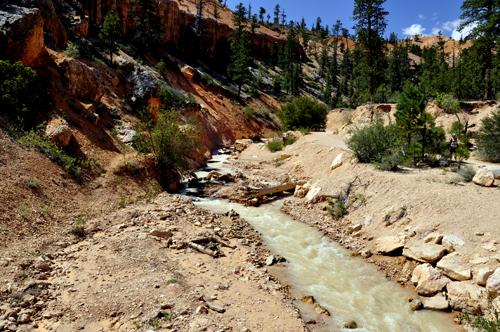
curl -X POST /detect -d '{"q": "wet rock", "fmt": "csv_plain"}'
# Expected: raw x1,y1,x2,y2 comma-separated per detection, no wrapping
403,243,446,263
409,299,423,311
486,267,500,296
422,293,449,310
447,281,487,314
60,58,104,101
330,153,343,171
375,236,406,254
45,118,73,148
342,320,357,329
412,263,451,295
437,252,471,281
473,266,496,286
441,235,465,253
302,296,315,304
313,303,330,316
473,169,495,187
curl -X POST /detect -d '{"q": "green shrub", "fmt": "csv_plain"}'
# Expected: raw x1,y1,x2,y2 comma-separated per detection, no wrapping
267,138,283,152
477,109,500,162
277,96,328,131
63,42,81,58
458,298,500,332
200,73,214,87
327,199,346,220
243,106,257,120
25,175,39,189
457,165,475,182
346,117,401,165
272,158,284,167
283,135,297,146
297,127,311,135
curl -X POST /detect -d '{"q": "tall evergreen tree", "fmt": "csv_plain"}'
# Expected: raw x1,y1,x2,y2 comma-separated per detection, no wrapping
130,0,164,52
228,3,253,96
101,10,122,65
282,28,302,95
459,0,500,99
352,0,389,102
273,4,280,25
258,7,266,24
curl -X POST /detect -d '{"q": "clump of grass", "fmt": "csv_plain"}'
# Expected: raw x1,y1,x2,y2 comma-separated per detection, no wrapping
70,214,88,238
110,127,118,136
243,106,257,120
267,138,283,152
327,199,346,220
457,297,500,332
37,205,51,215
273,158,284,167
166,279,177,285
457,165,476,182
25,175,39,189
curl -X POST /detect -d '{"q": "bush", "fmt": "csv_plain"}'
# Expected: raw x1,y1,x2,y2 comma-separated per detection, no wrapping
346,116,401,165
458,298,500,332
267,137,283,152
24,175,39,189
243,106,257,120
327,199,346,220
134,107,199,183
277,96,328,131
477,109,500,162
63,42,81,59
200,73,214,87
457,165,475,182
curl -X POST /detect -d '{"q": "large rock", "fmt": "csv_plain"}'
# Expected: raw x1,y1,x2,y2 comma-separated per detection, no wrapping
126,65,161,103
473,266,496,286
45,118,72,148
330,153,343,170
403,243,446,263
437,252,472,281
441,235,465,253
234,139,253,152
181,65,198,80
60,58,104,101
0,4,46,67
486,267,500,296
293,185,309,198
482,166,500,179
473,169,495,187
422,293,449,310
412,263,451,295
447,281,488,314
375,236,406,254
305,186,322,204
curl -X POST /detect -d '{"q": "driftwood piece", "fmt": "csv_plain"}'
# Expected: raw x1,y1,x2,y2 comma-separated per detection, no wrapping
205,302,225,313
188,242,217,257
254,181,307,198
214,235,236,249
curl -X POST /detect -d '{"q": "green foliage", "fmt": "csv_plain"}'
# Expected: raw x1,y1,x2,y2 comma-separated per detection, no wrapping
160,85,190,110
70,214,88,238
243,106,257,120
130,0,165,52
0,60,51,129
63,42,81,58
477,108,500,162
267,137,283,152
327,199,346,220
156,59,167,78
134,107,199,183
437,93,461,114
101,11,122,64
277,96,328,131
458,298,500,332
166,279,177,284
37,205,51,215
346,116,400,165
457,165,475,182
24,175,39,189
272,158,284,167
200,73,214,87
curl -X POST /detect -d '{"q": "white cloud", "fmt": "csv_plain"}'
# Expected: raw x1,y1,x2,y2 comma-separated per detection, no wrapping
452,22,478,40
442,19,461,32
431,13,438,20
402,24,427,36
418,14,426,20
431,28,442,35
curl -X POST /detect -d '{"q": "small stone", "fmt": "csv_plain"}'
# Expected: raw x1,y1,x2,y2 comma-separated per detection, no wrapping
330,153,343,171
423,232,443,244
406,296,414,303
302,296,315,304
475,232,484,236
313,303,330,316
149,229,173,238
343,320,357,329
265,255,276,266
410,299,423,311
195,305,208,315
423,293,449,310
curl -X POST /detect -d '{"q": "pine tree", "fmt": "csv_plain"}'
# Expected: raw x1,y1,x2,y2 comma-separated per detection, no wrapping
101,10,122,65
130,0,164,52
258,7,266,24
282,28,302,95
352,0,389,102
459,0,500,99
228,3,253,97
273,4,280,26
213,0,219,19
281,8,286,26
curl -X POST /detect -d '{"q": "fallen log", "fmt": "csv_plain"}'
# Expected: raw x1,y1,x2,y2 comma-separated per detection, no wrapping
254,181,306,198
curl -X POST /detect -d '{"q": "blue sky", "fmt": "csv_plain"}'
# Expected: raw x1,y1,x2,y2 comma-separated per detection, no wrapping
228,0,469,40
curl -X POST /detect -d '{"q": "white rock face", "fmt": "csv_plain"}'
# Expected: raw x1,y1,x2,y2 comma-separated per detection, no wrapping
375,236,406,254
473,169,495,187
437,252,472,281
447,281,488,314
442,235,465,253
486,267,500,296
422,293,449,310
473,266,496,286
403,243,446,263
412,263,451,295
330,153,343,170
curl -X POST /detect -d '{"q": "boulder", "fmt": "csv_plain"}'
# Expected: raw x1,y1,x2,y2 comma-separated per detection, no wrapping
441,235,465,253
447,281,487,314
234,139,253,152
125,65,161,103
305,186,322,204
330,153,343,170
473,266,496,286
293,185,309,198
423,232,443,244
403,243,446,263
0,4,45,67
181,65,198,80
472,169,495,187
437,252,472,281
481,166,500,179
422,293,449,310
60,58,104,101
374,236,406,254
412,263,451,295
486,267,500,296
45,118,72,148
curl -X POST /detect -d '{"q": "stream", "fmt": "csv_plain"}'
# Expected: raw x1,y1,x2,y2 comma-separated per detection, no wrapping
182,151,460,332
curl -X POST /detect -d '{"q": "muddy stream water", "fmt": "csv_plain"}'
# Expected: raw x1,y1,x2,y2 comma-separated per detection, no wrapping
183,152,460,332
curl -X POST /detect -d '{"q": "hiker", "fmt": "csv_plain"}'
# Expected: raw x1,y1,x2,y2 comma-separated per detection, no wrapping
449,133,458,160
